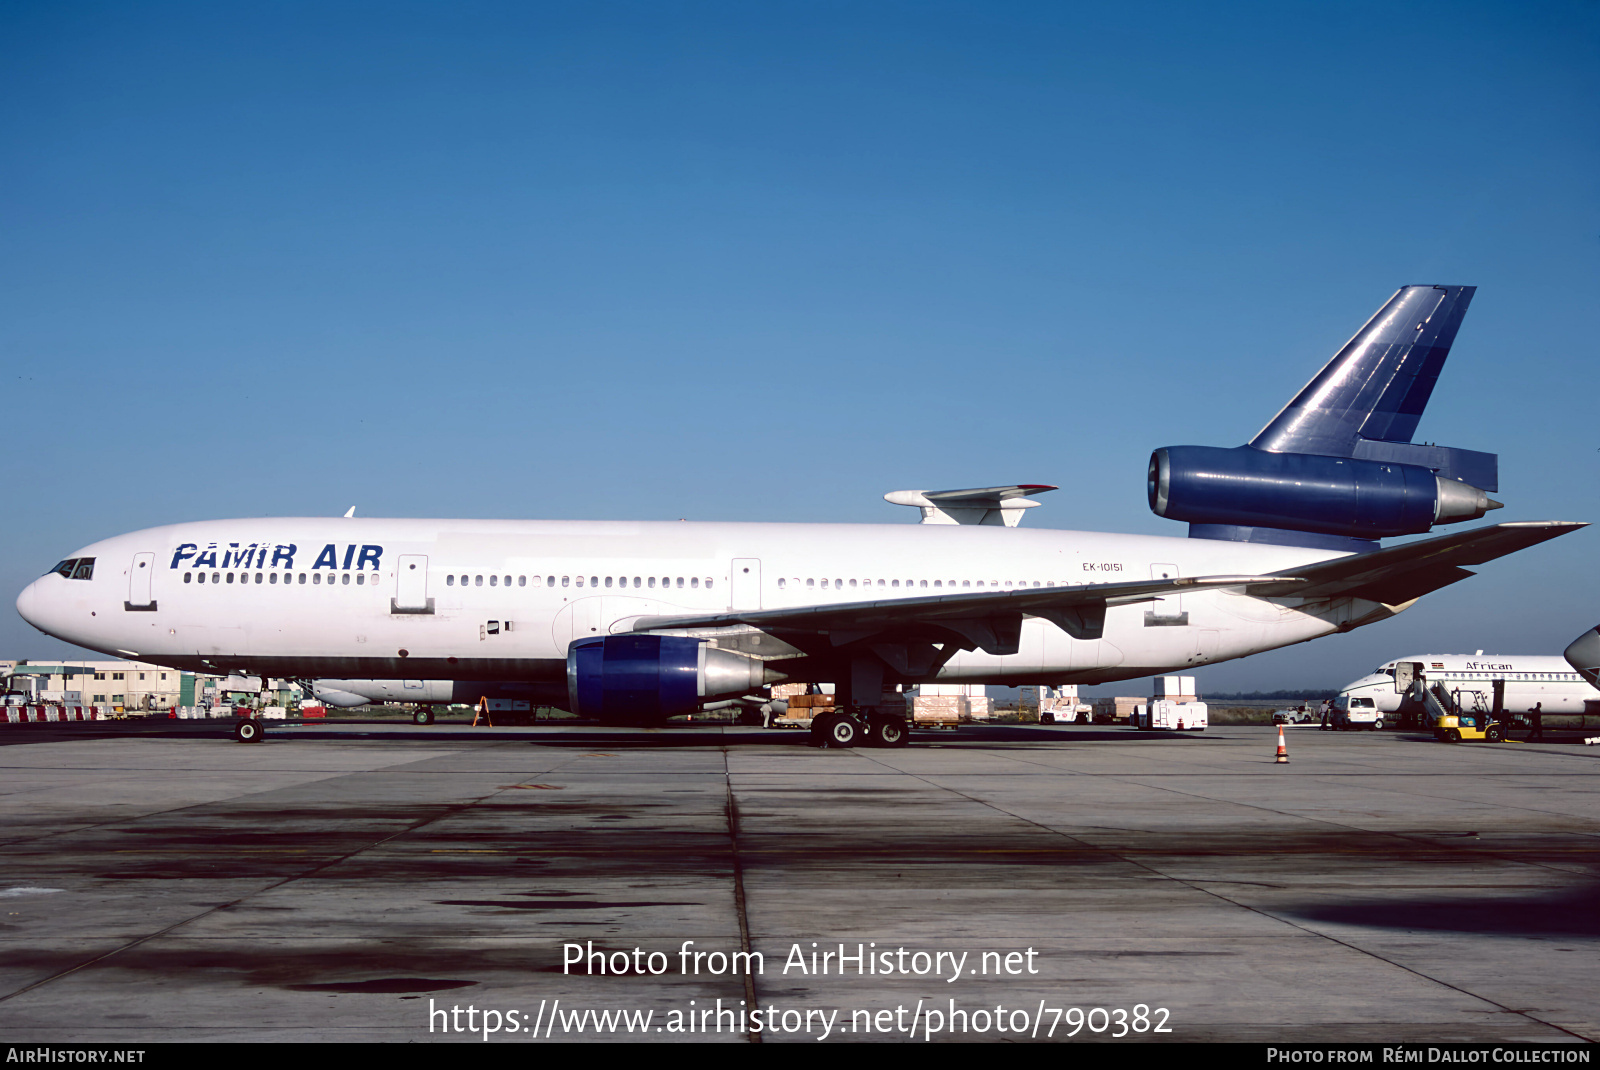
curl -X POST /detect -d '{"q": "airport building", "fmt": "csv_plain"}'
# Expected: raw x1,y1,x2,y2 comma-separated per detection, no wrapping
1,660,305,710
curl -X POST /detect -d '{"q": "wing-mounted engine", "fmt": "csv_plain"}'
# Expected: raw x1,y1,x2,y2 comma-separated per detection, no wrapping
566,634,785,723
1150,285,1500,552
885,485,1058,527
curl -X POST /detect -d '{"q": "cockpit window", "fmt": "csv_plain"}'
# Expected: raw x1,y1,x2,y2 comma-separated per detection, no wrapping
48,558,94,580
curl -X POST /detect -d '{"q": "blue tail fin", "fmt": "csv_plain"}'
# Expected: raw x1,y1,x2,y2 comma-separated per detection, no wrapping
1252,285,1474,451
1151,285,1502,553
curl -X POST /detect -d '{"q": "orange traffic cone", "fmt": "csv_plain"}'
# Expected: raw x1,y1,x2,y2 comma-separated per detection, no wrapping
1275,725,1289,764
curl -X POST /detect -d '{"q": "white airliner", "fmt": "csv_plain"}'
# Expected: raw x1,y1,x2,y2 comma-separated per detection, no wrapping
14,286,1584,745
1339,654,1600,715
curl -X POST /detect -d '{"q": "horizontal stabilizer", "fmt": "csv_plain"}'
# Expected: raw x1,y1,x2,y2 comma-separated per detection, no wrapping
1252,285,1475,457
1244,521,1585,603
1349,440,1498,493
885,485,1058,527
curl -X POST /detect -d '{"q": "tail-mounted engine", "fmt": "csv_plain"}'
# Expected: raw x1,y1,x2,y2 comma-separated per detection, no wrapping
566,634,778,722
1149,445,1500,541
1150,285,1501,551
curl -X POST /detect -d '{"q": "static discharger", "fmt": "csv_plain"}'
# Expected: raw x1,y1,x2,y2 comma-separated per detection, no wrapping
1275,725,1289,764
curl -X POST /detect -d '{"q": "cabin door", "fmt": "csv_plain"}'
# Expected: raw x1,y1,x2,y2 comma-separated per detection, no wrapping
731,559,762,610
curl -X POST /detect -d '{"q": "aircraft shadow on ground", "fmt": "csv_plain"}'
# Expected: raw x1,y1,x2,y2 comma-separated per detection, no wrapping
1285,882,1600,938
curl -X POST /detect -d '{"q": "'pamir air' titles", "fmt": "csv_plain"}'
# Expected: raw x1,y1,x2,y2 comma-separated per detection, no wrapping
169,543,384,571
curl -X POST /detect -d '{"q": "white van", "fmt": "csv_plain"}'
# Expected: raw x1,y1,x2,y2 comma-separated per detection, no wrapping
1329,694,1383,730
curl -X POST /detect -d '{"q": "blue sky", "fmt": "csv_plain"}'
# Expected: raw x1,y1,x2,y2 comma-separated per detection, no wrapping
4,1,1597,691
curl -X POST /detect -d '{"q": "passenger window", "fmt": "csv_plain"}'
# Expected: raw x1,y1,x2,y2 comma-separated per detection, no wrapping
548,576,556,587
227,573,235,584
848,579,856,588
822,579,830,589
184,573,192,584
776,578,784,589
575,576,584,587
877,579,885,587
591,576,598,587
256,573,264,584
633,577,641,588
891,579,899,587
504,576,511,586
649,577,658,589
933,580,941,588
807,578,815,589
705,578,713,589
356,574,364,585
962,580,970,588
691,577,699,589
269,573,277,584
342,574,350,585
519,576,526,587
491,576,498,587
920,580,927,588
197,572,206,584
299,573,306,584
313,574,321,585
605,576,613,588
475,575,483,586
562,576,569,587
447,575,455,586
676,577,684,588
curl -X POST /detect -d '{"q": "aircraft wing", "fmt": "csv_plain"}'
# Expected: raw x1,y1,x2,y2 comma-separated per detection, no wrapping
1242,521,1586,604
629,573,1294,657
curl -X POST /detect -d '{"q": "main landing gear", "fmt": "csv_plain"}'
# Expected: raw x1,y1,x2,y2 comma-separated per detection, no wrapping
234,718,264,744
413,708,435,725
810,709,909,749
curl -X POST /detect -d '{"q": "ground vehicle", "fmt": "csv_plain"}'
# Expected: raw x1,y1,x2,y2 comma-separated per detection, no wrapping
1433,711,1504,743
1327,694,1383,730
1273,705,1321,725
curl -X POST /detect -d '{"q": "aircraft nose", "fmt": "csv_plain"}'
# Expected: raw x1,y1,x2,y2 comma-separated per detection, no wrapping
1563,626,1600,688
15,579,41,630
15,577,65,639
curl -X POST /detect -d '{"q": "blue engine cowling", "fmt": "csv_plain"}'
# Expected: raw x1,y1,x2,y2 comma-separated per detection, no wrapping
566,634,774,722
1149,445,1495,540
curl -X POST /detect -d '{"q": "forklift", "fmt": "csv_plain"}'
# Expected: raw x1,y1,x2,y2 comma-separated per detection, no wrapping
1433,677,1508,743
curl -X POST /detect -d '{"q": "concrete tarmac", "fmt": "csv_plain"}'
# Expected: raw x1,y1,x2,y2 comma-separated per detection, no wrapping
0,722,1595,1043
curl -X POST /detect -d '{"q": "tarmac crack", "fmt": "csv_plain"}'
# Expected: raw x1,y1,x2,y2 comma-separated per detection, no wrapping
723,747,761,1044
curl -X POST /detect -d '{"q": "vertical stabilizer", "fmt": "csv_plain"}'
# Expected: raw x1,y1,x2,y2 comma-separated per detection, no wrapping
1251,285,1475,457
